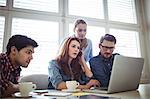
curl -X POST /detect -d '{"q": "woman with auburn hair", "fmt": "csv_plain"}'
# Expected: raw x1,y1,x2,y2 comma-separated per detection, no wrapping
48,37,99,90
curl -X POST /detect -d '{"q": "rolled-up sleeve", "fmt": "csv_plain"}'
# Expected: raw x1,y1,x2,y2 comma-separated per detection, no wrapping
48,60,63,88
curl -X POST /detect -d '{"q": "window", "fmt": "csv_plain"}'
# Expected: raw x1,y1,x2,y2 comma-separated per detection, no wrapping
0,16,5,52
86,26,105,56
0,0,145,76
110,29,140,57
69,0,104,19
13,0,59,12
108,0,137,23
0,0,6,6
12,18,59,75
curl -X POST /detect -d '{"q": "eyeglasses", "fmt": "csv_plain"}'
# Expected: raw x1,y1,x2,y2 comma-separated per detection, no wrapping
78,29,86,32
100,44,115,50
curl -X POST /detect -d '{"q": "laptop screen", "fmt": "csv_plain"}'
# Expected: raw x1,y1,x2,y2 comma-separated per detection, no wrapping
107,55,144,93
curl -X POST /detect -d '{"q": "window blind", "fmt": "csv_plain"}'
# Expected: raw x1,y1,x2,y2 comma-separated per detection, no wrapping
110,29,140,57
13,0,58,12
0,0,6,6
69,0,104,19
108,0,137,23
0,16,5,52
12,18,59,75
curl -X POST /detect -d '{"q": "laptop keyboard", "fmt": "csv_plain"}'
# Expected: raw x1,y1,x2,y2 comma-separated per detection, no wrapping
97,87,108,90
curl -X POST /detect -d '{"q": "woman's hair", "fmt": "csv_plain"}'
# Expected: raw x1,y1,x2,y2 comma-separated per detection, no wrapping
56,37,83,80
74,19,87,31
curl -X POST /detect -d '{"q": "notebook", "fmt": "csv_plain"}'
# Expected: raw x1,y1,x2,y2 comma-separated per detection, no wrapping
84,55,144,94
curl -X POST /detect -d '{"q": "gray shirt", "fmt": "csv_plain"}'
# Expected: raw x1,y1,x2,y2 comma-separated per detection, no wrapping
83,39,93,62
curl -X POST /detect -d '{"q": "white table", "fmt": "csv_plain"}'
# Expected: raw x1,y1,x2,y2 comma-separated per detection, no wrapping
7,84,150,99
93,84,150,99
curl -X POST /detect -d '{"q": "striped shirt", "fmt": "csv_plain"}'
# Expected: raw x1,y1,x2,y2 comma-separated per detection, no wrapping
0,53,21,96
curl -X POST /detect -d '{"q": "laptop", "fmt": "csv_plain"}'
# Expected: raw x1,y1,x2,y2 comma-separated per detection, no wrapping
84,55,144,94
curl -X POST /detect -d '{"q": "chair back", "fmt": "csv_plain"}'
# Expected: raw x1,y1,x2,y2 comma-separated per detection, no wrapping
19,74,49,89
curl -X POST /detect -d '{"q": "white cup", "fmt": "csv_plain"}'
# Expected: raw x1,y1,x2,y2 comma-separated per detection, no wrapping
66,81,79,90
19,82,36,96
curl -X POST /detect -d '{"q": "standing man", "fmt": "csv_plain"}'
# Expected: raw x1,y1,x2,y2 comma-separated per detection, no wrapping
89,34,119,87
0,35,38,97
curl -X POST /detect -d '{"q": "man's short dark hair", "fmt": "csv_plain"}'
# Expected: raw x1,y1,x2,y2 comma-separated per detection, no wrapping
6,35,38,54
100,34,116,44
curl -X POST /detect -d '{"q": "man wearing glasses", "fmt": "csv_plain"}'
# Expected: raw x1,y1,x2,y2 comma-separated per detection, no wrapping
89,34,119,87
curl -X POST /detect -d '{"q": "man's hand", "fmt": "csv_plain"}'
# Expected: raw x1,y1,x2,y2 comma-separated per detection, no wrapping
86,79,100,88
77,84,91,89
2,82,19,97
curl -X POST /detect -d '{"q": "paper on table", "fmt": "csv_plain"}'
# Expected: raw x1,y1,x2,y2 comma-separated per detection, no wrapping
72,92,91,96
62,89,81,93
33,89,49,94
43,91,72,96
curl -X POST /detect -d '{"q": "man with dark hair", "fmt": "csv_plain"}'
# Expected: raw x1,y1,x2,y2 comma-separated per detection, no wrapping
89,34,119,87
0,35,38,97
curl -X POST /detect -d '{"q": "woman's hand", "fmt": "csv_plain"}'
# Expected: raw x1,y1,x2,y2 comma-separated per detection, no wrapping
78,51,93,78
56,81,67,90
79,51,85,66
